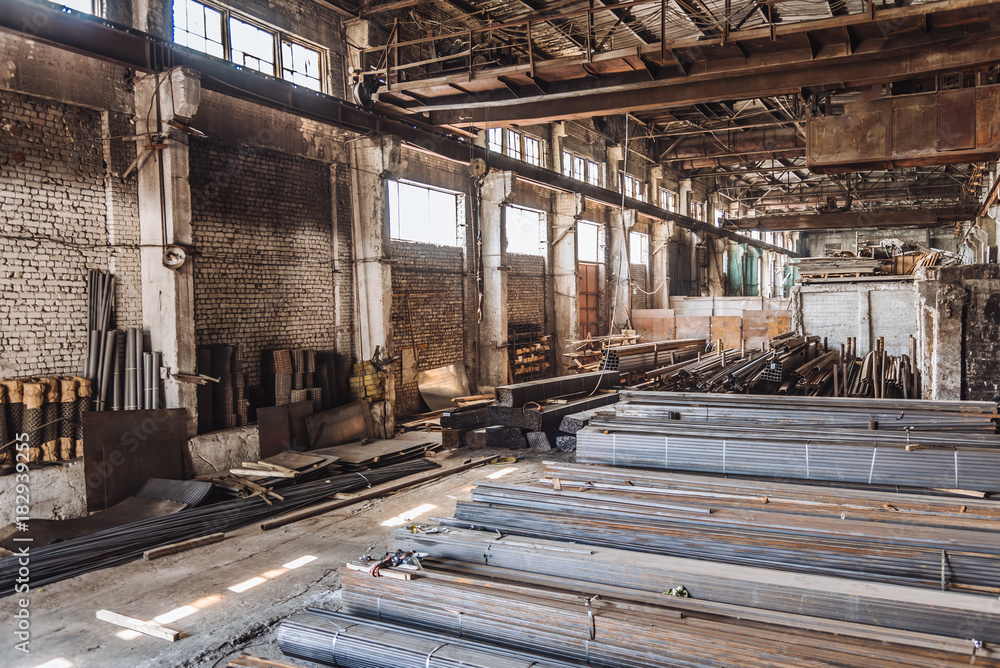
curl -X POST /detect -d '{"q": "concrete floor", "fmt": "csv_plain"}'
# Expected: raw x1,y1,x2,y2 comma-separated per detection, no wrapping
2,449,565,668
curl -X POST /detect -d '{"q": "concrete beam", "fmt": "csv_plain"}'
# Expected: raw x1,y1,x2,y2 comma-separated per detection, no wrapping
553,192,585,373
479,171,516,389
650,220,673,308
134,68,200,435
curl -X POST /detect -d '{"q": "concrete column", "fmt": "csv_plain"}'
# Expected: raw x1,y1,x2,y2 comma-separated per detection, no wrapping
348,136,400,364
916,272,964,400
479,171,515,389
609,209,636,330
553,193,585,373
650,220,673,309
678,179,692,217
707,237,728,297
134,69,200,434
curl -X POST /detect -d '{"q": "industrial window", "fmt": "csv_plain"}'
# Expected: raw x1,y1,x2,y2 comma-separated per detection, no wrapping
620,173,645,202
174,0,225,58
577,221,604,263
587,160,601,187
172,0,324,91
562,150,600,186
506,205,546,256
229,16,275,74
523,136,541,167
281,40,322,90
692,201,704,221
488,128,542,167
660,189,676,212
61,0,101,15
488,128,503,153
629,231,649,265
388,180,461,247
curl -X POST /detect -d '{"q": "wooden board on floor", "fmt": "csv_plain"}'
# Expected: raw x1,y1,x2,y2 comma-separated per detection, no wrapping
311,438,436,465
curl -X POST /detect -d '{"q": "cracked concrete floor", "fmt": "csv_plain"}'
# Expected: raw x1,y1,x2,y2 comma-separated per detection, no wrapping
2,449,564,668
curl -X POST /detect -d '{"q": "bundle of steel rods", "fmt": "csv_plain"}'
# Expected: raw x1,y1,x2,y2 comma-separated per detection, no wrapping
0,458,438,592
337,554,999,667
612,390,999,431
447,481,1000,591
389,527,1000,644
278,610,584,668
598,339,706,373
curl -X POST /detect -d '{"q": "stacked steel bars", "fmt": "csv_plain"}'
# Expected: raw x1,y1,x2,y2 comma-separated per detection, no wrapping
598,339,705,372
337,548,999,667
444,481,1000,591
278,610,584,668
388,526,1000,644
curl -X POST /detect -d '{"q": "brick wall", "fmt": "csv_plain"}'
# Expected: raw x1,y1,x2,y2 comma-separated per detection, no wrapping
631,263,649,310
390,241,466,415
0,91,140,377
507,253,546,327
189,137,346,387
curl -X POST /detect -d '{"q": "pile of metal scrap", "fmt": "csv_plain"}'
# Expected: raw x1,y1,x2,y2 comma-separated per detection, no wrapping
790,255,888,278
0,458,438,592
598,338,705,373
645,332,921,397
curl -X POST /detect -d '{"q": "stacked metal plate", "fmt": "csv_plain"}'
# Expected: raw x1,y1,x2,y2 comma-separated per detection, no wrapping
278,609,583,668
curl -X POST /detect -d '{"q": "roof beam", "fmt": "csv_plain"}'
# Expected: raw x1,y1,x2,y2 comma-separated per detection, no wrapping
730,208,975,231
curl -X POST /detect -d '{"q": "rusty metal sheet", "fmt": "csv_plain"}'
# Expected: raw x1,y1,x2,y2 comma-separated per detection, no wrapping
416,363,470,411
742,311,770,350
82,409,187,512
767,311,793,339
710,316,743,350
938,88,976,151
305,400,374,450
892,94,937,156
675,316,711,342
632,309,675,342
976,86,1000,148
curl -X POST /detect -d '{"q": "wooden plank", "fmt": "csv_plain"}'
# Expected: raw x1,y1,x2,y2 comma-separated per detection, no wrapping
229,656,309,668
261,451,327,470
229,468,300,478
96,610,180,641
143,533,226,561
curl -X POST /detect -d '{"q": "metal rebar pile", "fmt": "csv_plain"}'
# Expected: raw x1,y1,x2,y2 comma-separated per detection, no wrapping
0,458,438,592
278,609,585,668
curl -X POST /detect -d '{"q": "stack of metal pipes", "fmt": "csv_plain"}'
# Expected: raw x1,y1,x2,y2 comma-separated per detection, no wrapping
85,271,162,411
597,338,705,373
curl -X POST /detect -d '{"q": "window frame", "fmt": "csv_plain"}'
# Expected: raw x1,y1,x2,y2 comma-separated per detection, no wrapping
387,179,463,247
172,0,326,92
61,0,103,16
659,189,676,212
619,173,645,203
629,230,649,265
505,204,547,256
487,127,543,167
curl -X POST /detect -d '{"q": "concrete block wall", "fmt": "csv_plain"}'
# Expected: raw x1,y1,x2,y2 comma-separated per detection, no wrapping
0,90,141,377
188,137,341,387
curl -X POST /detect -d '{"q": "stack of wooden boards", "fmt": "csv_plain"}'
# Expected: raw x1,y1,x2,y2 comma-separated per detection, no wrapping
278,417,1000,668
791,256,888,279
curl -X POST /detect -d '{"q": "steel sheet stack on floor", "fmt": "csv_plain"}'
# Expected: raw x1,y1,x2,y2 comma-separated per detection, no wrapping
335,552,999,668
278,610,584,668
